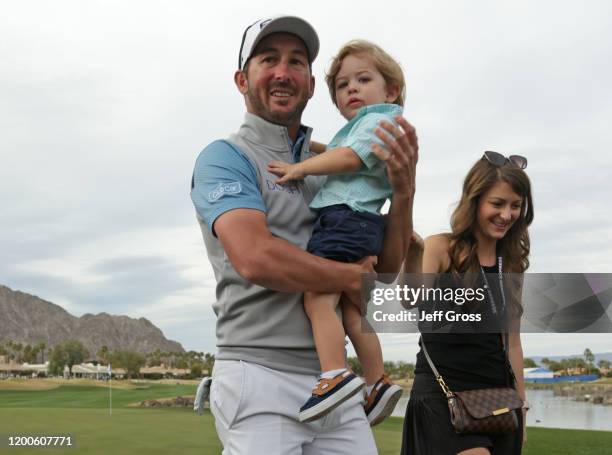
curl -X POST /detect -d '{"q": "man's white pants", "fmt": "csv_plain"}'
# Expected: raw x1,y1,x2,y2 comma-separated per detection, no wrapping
210,360,378,455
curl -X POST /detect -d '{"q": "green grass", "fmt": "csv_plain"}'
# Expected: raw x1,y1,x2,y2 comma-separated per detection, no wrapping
522,427,612,455
0,383,195,408
0,407,221,454
1,383,610,454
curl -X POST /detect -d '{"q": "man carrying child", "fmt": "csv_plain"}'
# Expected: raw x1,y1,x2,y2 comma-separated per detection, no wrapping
191,15,418,454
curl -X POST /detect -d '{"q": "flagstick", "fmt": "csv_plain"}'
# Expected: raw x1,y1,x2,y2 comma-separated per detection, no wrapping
109,363,112,416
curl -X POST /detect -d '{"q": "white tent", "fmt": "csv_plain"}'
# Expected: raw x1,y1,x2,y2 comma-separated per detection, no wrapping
524,367,554,380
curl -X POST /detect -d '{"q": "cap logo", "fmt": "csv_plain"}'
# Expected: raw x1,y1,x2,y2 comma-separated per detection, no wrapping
238,16,319,70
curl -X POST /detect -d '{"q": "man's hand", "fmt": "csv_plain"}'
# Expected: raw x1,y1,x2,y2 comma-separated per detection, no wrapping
344,255,377,313
268,161,305,183
371,116,419,199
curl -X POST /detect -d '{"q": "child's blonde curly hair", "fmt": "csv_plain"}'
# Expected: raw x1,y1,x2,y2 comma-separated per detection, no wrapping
325,40,406,107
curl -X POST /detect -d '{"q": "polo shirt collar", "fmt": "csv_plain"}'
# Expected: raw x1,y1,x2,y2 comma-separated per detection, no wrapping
240,113,312,155
290,128,307,163
352,103,403,122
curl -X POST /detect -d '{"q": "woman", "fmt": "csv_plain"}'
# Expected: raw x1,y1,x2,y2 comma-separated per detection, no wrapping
401,151,534,455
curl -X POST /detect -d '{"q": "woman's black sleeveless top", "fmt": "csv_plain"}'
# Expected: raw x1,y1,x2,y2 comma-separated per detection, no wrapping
413,264,509,391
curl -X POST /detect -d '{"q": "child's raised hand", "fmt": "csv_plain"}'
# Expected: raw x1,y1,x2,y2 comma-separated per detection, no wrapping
267,161,305,183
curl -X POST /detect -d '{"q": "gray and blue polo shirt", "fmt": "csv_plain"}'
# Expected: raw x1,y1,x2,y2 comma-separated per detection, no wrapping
191,113,325,375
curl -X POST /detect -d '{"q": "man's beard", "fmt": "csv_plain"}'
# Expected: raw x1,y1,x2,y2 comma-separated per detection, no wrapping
246,81,308,127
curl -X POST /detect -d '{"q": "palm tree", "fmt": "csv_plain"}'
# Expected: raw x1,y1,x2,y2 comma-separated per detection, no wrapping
523,358,537,368
204,352,215,375
14,342,23,363
23,344,34,363
5,340,16,362
37,342,47,364
584,348,595,375
97,345,110,364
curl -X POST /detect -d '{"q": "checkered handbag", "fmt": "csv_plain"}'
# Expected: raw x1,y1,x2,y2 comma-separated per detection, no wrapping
421,336,523,435
449,387,522,434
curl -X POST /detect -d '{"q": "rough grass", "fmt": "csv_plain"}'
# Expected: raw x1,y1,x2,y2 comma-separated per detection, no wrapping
0,378,145,391
0,378,60,391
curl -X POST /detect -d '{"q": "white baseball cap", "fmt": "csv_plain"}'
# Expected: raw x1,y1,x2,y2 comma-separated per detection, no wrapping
238,15,319,70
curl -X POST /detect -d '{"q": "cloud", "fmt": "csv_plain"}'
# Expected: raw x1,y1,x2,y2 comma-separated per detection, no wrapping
1,0,611,357
5,254,198,311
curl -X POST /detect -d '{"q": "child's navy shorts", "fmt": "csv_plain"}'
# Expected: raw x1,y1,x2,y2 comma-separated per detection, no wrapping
307,204,386,263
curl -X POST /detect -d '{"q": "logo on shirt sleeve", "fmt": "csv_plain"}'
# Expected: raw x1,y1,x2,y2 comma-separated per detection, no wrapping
207,182,242,202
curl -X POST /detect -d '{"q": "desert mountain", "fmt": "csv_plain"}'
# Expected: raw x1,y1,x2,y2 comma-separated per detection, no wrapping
0,284,184,357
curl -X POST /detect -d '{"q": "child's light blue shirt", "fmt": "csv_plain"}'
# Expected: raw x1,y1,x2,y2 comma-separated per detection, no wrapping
309,103,403,214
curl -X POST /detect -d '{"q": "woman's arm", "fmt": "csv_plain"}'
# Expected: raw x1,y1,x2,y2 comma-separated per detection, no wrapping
508,331,526,400
508,325,528,445
399,233,448,280
398,234,448,308
402,232,424,274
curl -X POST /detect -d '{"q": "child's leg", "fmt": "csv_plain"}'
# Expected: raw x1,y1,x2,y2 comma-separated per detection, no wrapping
303,291,345,372
299,291,365,423
341,296,384,385
341,296,403,426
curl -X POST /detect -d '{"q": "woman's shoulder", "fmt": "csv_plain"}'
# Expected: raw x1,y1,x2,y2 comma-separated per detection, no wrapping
424,233,452,272
425,233,451,250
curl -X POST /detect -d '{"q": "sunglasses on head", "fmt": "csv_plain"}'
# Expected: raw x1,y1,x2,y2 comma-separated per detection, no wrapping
482,151,527,169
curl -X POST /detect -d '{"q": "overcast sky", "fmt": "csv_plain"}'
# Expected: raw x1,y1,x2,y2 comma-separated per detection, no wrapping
2,0,611,362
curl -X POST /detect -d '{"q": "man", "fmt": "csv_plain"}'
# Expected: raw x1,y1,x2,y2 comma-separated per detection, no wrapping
191,15,418,454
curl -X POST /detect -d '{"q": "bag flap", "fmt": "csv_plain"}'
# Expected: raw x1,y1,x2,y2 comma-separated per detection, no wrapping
454,388,523,419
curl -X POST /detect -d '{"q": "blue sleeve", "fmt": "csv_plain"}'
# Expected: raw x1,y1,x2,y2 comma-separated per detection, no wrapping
343,113,395,169
190,140,266,235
